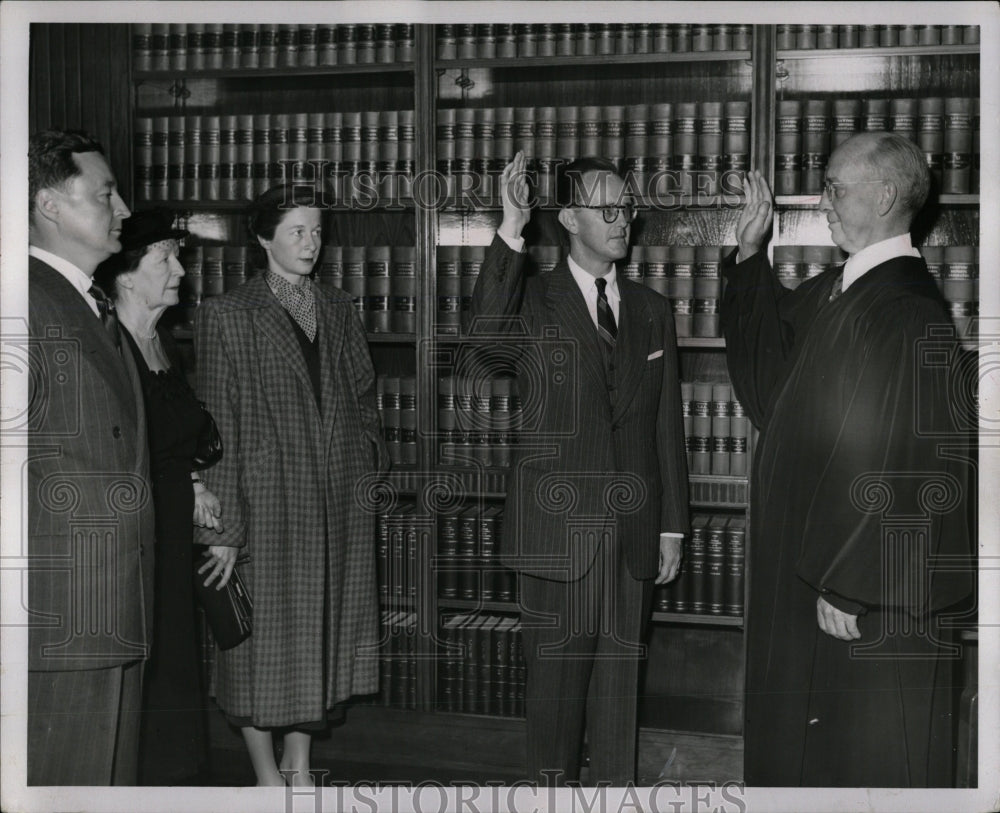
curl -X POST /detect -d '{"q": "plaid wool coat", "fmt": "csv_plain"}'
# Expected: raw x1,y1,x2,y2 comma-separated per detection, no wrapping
194,274,387,727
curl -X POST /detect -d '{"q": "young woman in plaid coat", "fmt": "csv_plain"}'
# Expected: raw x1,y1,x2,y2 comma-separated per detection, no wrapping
194,185,388,786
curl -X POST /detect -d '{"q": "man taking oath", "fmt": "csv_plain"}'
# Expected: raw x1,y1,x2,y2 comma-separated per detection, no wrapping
471,151,689,785
722,132,974,786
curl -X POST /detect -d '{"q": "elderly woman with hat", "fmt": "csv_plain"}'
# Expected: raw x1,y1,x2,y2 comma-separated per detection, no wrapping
95,209,231,785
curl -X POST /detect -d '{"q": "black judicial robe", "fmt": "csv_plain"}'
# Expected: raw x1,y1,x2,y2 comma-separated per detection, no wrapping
721,250,974,787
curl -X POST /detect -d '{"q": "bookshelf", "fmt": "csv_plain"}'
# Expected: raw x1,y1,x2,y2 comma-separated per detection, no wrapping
113,20,981,775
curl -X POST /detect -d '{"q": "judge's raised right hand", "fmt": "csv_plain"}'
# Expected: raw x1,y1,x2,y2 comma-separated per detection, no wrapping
736,170,774,261
498,151,531,241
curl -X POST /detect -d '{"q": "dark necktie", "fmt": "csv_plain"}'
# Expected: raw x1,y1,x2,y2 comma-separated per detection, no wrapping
595,276,617,349
828,269,844,302
88,284,121,350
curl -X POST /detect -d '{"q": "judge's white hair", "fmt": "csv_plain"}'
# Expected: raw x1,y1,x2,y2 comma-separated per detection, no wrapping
857,132,931,221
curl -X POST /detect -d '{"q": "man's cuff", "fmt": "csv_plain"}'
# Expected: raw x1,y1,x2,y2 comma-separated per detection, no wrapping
820,590,868,616
659,532,684,542
497,229,525,253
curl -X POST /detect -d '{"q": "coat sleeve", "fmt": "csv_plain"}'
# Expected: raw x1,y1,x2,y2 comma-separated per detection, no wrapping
656,299,690,536
344,303,389,472
470,234,530,330
720,249,798,430
794,300,974,613
193,301,247,548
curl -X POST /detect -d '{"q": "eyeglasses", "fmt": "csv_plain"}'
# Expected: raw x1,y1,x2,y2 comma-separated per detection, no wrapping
822,179,888,198
573,203,638,223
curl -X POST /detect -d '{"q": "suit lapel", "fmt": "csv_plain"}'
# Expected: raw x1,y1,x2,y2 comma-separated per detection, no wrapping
542,262,609,397
611,281,652,424
30,260,138,425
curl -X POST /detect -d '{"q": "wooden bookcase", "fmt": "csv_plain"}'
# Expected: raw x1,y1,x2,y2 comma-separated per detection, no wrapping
40,20,976,780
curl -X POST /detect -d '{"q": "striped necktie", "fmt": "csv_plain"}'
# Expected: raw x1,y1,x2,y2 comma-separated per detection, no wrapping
88,284,121,350
828,269,844,302
595,276,617,349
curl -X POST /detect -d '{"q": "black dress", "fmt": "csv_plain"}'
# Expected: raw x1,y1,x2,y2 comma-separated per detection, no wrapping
123,326,210,784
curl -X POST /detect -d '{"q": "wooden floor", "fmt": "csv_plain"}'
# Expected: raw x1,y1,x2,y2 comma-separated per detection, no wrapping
194,705,743,788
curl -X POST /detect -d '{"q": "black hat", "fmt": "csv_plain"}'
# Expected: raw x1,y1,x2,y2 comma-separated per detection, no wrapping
119,208,188,252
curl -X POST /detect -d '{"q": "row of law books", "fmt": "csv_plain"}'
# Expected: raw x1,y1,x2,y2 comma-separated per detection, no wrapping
438,613,525,718
775,96,980,195
436,243,735,339
438,506,517,604
437,101,749,200
436,23,752,59
317,246,418,334
438,375,522,470
775,24,979,50
134,110,415,204
376,376,417,469
171,243,418,334
133,23,415,72
681,380,749,478
367,611,418,711
654,514,746,617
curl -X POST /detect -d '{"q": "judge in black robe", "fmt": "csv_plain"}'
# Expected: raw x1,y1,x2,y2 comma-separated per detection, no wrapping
721,133,974,787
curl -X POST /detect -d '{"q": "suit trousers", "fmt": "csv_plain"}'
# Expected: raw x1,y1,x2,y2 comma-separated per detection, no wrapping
28,661,144,785
520,536,653,786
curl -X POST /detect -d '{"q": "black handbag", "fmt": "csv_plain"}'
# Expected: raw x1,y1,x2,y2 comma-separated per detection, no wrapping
193,551,252,651
191,404,223,471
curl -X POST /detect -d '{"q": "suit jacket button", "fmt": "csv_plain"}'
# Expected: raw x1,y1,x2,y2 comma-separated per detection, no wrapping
112,426,122,439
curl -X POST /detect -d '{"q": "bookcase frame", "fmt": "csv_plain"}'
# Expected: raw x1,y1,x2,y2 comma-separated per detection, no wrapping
118,20,979,776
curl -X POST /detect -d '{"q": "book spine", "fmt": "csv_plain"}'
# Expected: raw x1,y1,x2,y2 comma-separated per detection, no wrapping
202,246,224,298
365,245,392,333
479,510,497,601
802,99,829,195
698,102,723,196
725,518,746,616
730,399,748,477
687,520,707,614
405,511,417,602
438,513,460,600
706,517,727,614
377,509,390,603
775,100,802,196
383,374,401,466
222,246,246,292
458,509,479,601
438,375,458,464
711,381,732,476
400,375,417,466
673,102,698,195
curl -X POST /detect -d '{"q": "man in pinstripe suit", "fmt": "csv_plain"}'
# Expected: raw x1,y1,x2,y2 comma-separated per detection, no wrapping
471,151,689,785
26,129,154,784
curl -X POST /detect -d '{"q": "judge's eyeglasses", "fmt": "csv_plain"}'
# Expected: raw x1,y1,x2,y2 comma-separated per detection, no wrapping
572,202,638,223
822,179,888,198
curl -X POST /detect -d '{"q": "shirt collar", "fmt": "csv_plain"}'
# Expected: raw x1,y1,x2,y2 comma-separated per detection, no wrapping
841,233,920,292
29,245,95,295
567,253,618,301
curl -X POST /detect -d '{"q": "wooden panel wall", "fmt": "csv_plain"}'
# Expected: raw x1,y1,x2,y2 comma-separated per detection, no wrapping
29,23,133,205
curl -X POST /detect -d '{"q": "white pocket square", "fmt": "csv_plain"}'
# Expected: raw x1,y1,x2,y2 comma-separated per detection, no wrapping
647,350,664,360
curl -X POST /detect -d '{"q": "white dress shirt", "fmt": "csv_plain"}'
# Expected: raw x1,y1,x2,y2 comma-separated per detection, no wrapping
841,232,921,292
496,231,683,549
29,245,101,318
